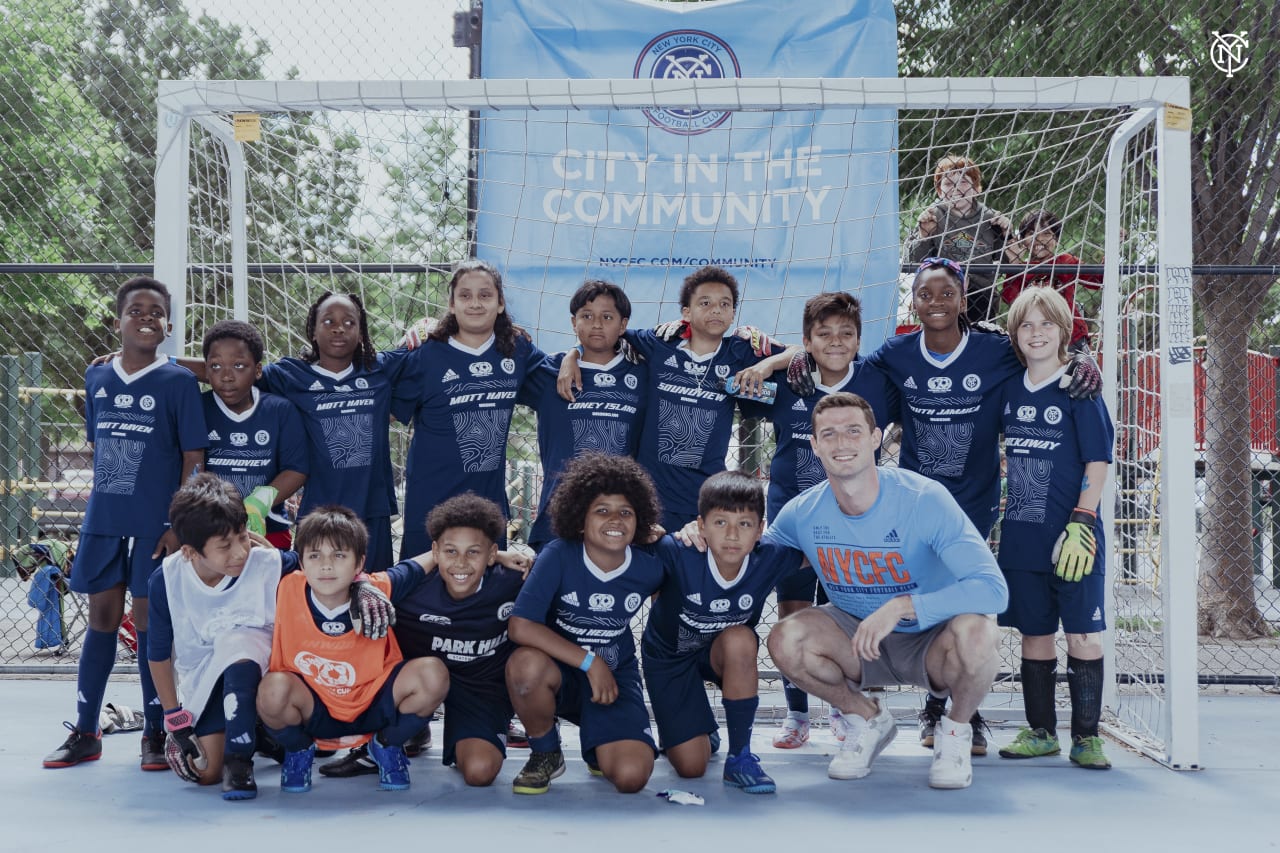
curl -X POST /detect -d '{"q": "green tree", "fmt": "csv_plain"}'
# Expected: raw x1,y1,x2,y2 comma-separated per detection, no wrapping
899,1,1280,638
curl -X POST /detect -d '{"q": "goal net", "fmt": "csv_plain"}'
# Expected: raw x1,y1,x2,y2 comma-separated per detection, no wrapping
156,76,1196,768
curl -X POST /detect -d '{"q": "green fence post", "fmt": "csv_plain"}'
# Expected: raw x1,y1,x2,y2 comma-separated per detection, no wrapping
0,355,18,574
19,352,43,542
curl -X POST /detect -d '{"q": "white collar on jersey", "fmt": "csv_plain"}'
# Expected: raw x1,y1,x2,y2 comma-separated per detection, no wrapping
308,362,354,381
111,354,168,385
582,544,632,582
677,339,724,362
448,334,497,356
707,549,750,591
916,329,970,369
1023,363,1070,392
579,351,626,371
212,385,260,422
816,362,857,395
308,588,352,619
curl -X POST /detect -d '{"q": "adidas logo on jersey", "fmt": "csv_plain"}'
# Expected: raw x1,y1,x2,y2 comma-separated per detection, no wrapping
792,398,808,412
442,368,459,382
903,376,917,389
309,380,324,391
207,430,221,442
1092,607,1103,621
560,591,580,607
885,528,901,544
664,355,679,368
94,388,107,398
686,592,702,605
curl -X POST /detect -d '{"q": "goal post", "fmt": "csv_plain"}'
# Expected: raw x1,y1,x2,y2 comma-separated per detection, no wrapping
154,75,1197,769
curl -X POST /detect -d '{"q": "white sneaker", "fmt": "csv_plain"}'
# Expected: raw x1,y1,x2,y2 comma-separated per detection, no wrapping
827,701,896,780
928,715,974,789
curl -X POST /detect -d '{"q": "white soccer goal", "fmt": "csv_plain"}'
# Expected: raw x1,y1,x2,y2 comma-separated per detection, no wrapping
155,76,1197,769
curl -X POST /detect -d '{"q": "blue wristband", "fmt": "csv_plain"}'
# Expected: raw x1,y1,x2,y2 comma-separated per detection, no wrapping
579,651,595,672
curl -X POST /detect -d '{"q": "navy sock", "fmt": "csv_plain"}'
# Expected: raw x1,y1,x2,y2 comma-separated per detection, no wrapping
75,628,117,733
1020,657,1059,734
135,629,161,736
1066,655,1104,739
723,696,759,758
528,726,561,753
377,710,432,748
781,678,809,715
264,723,313,753
222,661,262,756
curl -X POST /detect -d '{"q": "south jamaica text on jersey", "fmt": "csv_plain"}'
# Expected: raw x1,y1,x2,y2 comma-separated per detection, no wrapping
83,358,206,537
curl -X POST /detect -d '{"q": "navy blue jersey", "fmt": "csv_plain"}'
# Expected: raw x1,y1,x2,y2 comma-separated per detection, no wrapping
391,334,546,556
260,350,415,520
641,535,802,660
519,351,648,548
998,366,1115,574
867,330,1021,537
393,565,523,684
82,357,207,538
628,328,769,525
202,388,309,532
741,357,895,521
511,538,664,670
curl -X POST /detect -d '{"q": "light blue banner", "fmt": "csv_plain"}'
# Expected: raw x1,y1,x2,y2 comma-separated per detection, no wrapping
478,0,899,353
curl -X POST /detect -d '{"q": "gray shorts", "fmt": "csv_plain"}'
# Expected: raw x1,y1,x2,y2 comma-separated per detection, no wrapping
816,604,947,691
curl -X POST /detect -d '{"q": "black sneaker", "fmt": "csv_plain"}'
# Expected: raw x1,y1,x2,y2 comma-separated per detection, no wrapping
404,725,432,758
43,723,102,768
918,695,947,748
970,711,989,757
140,733,168,771
506,720,529,750
512,749,566,795
318,744,378,778
221,753,258,801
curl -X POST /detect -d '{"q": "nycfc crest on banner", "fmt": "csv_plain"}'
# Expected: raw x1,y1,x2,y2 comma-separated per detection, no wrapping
479,0,899,353
635,30,740,135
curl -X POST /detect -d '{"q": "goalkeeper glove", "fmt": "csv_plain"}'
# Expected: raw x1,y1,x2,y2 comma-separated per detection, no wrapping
654,319,690,343
350,575,396,640
1051,508,1098,582
732,324,777,357
243,485,278,537
785,350,817,397
163,706,208,782
400,316,438,350
1062,348,1102,400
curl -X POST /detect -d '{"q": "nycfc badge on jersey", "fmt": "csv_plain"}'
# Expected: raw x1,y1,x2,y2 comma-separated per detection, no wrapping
255,430,270,446
625,593,642,612
624,373,638,389
498,601,515,620
1045,406,1063,424
738,594,753,611
714,364,731,380
501,358,516,375
963,373,981,391
140,395,156,411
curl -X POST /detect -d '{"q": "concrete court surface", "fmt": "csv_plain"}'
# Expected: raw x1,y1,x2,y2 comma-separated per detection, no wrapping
2,677,1275,853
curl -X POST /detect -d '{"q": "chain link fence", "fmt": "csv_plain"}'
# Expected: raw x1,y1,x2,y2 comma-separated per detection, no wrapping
2,0,1277,697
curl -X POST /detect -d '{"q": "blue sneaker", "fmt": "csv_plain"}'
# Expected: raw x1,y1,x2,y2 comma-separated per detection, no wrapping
368,737,411,791
280,745,316,793
723,751,776,794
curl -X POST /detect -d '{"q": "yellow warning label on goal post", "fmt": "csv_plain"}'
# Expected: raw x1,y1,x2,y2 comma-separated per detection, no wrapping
1163,104,1192,131
233,114,261,142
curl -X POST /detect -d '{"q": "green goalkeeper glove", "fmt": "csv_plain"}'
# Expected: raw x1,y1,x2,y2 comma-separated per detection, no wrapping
244,485,278,537
1051,508,1098,582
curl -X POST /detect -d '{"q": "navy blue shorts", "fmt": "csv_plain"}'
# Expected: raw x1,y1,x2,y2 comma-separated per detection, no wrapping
69,534,161,597
365,515,393,575
301,661,406,742
440,677,512,766
998,569,1108,636
775,565,830,605
642,644,722,750
554,659,657,758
